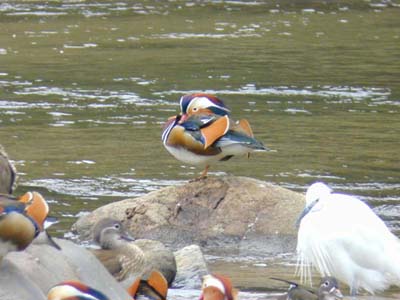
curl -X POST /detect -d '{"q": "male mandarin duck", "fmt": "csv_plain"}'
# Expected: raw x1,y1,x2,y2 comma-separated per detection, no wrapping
0,191,60,262
0,144,17,194
47,271,168,300
200,273,239,300
272,277,343,300
47,281,109,300
127,270,169,300
162,93,269,178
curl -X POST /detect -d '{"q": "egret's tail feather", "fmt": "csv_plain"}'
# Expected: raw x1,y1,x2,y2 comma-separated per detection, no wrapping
295,253,312,287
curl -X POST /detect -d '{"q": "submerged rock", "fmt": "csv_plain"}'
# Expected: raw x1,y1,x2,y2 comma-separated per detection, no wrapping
72,176,305,255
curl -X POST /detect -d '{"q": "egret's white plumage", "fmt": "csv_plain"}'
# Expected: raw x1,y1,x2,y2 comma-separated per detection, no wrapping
296,182,400,295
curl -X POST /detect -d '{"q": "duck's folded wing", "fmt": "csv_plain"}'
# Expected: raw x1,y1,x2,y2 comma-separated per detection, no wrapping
0,197,25,215
235,119,254,137
91,249,123,276
215,130,267,151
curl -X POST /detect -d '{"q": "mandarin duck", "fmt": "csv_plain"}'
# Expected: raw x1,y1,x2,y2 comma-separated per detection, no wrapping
272,277,343,300
90,218,147,282
126,270,169,300
0,191,60,262
48,271,168,300
162,93,269,178
200,273,239,300
47,281,109,300
0,144,17,194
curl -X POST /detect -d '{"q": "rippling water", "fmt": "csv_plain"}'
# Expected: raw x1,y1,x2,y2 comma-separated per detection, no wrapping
0,0,399,297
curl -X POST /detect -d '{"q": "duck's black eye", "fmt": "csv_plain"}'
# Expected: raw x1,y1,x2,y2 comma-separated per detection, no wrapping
114,223,120,229
192,107,198,112
323,281,330,287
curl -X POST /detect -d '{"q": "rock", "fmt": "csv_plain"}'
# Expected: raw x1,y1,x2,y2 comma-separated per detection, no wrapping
134,239,177,286
0,144,16,194
72,176,305,254
1,237,132,300
0,259,46,300
173,245,209,289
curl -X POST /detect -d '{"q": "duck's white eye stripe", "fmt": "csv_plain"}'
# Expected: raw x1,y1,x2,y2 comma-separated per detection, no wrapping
188,96,228,112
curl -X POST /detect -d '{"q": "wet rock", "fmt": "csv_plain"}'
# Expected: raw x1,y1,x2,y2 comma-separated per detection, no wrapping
173,245,209,289
1,237,131,300
72,176,305,254
0,144,16,194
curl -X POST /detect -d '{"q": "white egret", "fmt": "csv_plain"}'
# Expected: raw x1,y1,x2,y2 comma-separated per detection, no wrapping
296,182,400,295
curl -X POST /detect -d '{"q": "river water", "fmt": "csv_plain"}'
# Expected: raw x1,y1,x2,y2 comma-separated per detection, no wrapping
0,0,399,298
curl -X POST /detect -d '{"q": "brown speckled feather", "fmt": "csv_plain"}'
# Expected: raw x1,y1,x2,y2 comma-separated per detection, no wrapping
91,249,123,277
92,244,147,281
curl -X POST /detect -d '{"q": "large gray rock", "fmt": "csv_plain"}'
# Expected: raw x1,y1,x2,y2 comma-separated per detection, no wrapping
1,237,132,300
72,176,305,254
0,259,46,300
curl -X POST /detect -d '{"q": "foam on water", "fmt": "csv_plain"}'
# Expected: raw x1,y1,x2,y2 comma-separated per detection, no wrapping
151,32,262,39
12,86,169,106
157,85,391,102
24,176,184,198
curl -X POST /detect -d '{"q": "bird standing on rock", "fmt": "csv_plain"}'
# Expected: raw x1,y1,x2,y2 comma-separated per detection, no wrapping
0,191,60,262
162,93,268,179
272,276,343,300
297,182,400,295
